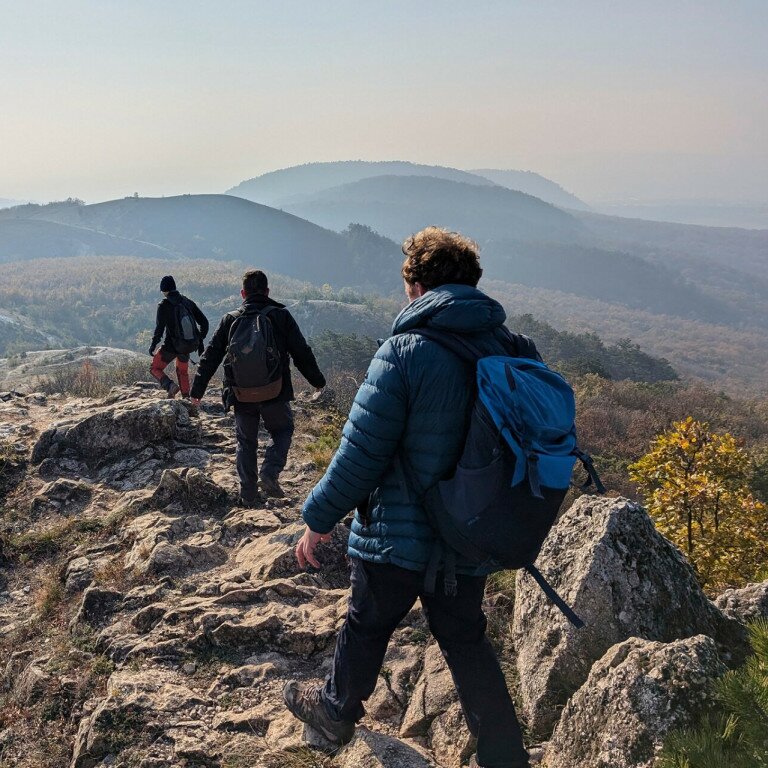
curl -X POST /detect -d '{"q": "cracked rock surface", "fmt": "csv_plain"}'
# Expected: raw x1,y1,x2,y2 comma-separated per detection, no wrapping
0,386,747,767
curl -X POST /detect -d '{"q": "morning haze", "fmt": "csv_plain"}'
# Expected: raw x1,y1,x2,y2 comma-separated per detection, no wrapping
1,0,766,206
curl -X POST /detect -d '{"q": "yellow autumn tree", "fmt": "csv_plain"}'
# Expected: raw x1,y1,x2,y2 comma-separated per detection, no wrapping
629,417,768,591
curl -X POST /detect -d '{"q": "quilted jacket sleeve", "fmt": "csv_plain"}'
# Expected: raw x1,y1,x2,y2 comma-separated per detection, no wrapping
302,339,407,534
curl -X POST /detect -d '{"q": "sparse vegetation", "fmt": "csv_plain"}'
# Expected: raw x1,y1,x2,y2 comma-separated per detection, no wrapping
34,567,65,619
6,517,105,564
304,408,346,473
39,358,148,398
658,620,768,768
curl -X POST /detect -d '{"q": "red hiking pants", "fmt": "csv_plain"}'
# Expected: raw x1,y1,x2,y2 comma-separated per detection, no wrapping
150,348,190,395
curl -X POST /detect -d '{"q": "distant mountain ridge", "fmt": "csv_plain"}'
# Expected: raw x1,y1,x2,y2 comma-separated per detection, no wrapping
281,174,582,243
226,160,495,206
0,194,402,289
470,169,592,211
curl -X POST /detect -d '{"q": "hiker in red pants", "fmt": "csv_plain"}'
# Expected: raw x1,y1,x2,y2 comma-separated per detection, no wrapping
149,275,209,398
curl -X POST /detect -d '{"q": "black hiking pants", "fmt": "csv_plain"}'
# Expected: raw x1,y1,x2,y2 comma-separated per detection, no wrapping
234,402,294,501
322,558,530,768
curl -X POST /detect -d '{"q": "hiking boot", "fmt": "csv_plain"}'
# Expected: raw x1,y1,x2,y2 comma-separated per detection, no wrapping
167,382,180,398
259,473,285,498
282,680,354,747
237,495,260,509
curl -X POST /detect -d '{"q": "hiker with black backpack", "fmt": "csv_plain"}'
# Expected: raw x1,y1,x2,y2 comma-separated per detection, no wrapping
282,227,602,768
149,275,209,398
190,269,326,504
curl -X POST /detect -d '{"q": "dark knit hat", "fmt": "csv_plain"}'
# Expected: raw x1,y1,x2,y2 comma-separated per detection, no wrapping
160,275,176,292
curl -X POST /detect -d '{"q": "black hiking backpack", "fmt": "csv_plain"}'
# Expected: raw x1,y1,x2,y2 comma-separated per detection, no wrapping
170,296,201,355
224,306,283,402
408,328,605,628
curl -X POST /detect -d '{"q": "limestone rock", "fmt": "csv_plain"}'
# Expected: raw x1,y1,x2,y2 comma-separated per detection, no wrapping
13,660,50,705
428,702,474,768
71,586,123,627
32,478,92,515
70,671,209,768
65,556,95,594
234,522,350,588
513,495,747,738
399,643,456,738
173,448,210,467
715,580,768,623
336,728,437,768
150,467,227,514
32,398,200,468
545,635,726,768
367,633,425,722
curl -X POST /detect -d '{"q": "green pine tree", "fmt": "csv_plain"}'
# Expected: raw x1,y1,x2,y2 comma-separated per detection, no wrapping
657,619,768,767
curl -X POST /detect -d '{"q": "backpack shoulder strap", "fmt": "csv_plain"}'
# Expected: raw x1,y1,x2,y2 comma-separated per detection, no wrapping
408,327,484,363
495,326,540,360
226,308,247,342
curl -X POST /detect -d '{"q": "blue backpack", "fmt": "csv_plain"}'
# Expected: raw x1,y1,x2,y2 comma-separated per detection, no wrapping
411,328,604,628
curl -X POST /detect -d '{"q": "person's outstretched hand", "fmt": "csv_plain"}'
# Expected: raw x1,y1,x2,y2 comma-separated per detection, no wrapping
190,397,202,406
296,526,332,569
148,346,155,357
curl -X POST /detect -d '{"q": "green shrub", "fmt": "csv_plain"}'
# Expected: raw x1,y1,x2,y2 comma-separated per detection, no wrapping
657,619,768,768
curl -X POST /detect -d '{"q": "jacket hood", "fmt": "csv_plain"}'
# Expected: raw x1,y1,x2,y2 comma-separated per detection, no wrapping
392,284,506,335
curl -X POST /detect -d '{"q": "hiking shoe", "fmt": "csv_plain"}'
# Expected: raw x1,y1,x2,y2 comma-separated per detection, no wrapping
237,495,260,509
282,681,354,747
259,473,285,498
167,382,180,398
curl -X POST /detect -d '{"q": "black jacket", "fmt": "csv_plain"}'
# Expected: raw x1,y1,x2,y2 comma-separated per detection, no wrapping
151,291,209,355
190,294,326,409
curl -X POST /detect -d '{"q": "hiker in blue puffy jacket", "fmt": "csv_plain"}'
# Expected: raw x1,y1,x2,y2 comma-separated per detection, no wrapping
283,227,533,768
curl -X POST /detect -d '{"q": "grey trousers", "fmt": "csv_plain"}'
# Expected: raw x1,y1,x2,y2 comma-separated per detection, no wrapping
234,402,294,501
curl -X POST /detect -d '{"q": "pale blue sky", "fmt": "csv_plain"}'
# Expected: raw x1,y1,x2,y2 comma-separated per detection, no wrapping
1,1,766,202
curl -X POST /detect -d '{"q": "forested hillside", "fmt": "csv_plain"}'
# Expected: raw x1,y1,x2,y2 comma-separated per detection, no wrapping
1,168,767,395
0,254,679,393
282,174,582,243
226,160,495,205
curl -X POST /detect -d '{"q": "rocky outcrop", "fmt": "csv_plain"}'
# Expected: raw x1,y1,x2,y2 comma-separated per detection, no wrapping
336,728,436,768
715,580,768,623
513,495,746,738
545,635,725,768
0,387,751,768
32,398,200,469
70,670,211,768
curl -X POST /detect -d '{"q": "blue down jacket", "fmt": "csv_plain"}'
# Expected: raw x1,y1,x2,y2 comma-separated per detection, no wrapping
302,284,518,572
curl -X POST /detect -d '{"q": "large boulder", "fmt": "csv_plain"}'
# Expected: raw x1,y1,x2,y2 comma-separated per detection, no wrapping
336,728,436,768
32,398,200,467
513,495,747,738
545,635,725,768
715,580,768,624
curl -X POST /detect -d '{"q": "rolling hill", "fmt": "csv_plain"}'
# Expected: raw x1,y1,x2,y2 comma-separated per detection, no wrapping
0,218,171,263
0,195,402,289
470,169,591,211
281,174,583,243
226,160,495,206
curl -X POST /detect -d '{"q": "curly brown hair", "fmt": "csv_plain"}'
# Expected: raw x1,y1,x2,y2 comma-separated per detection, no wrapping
401,227,482,290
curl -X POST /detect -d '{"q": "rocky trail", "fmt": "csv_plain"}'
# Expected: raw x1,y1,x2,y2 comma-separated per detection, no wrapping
0,386,766,768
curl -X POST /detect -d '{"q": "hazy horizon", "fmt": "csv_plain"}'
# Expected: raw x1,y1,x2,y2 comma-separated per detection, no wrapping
2,1,767,205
